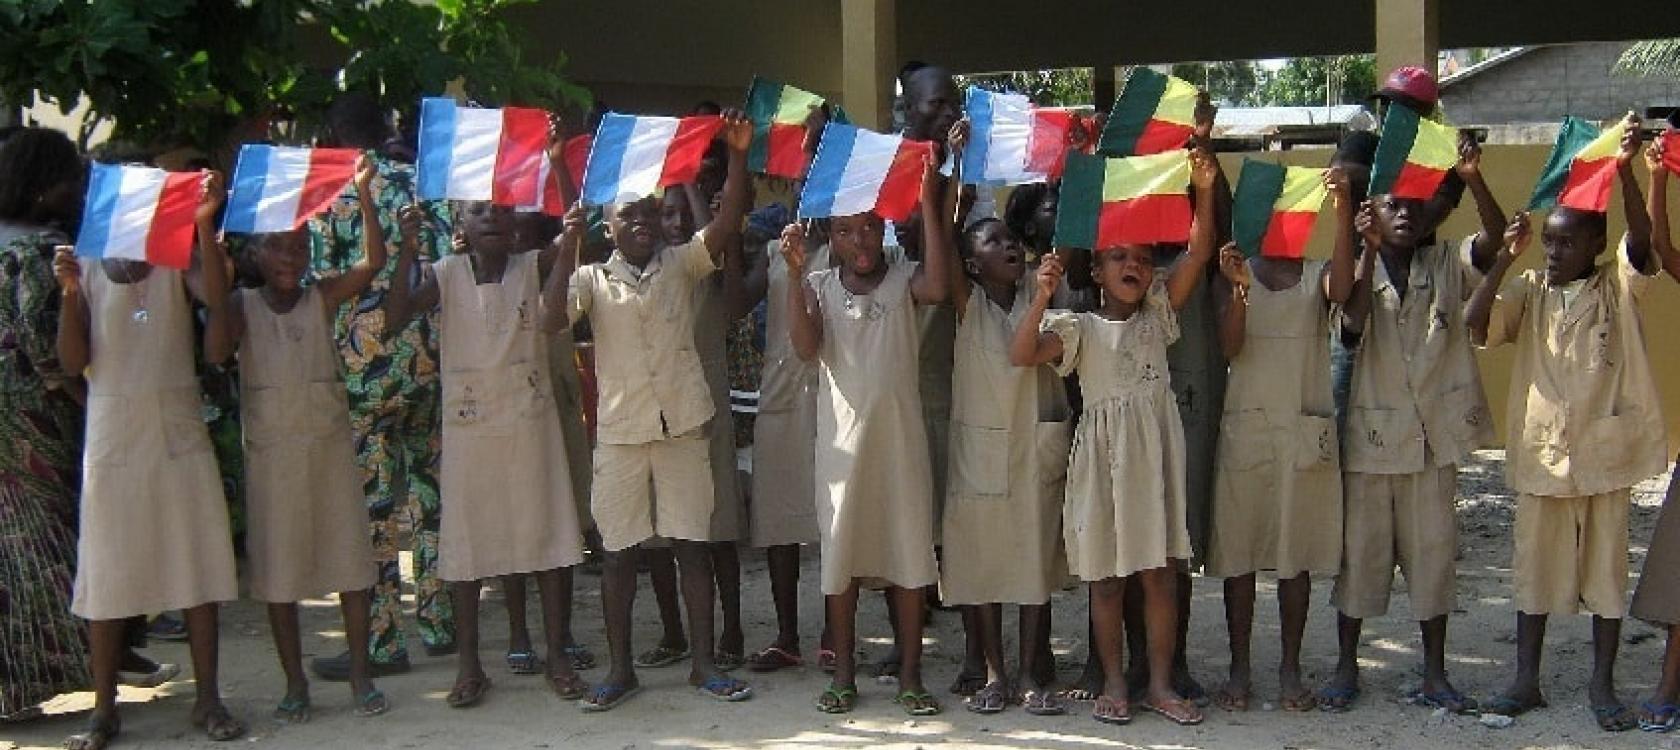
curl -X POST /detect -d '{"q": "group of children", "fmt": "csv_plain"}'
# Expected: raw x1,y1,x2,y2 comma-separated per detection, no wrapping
47,63,1680,750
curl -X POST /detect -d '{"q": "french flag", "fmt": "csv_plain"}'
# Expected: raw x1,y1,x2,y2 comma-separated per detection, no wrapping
75,164,202,270
223,145,358,233
417,98,562,213
580,113,723,206
962,87,1084,185
798,123,932,222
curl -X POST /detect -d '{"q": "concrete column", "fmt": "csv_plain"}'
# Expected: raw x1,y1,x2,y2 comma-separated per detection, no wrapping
840,0,897,131
1374,0,1439,78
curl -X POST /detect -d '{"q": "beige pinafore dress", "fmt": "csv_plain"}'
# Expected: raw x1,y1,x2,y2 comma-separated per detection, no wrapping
694,273,745,542
812,261,939,594
1044,280,1191,581
436,251,584,581
239,287,377,602
750,240,826,548
940,283,1072,605
72,265,236,619
1207,260,1343,579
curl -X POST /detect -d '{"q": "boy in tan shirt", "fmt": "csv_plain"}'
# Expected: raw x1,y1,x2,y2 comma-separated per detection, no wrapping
1470,116,1676,731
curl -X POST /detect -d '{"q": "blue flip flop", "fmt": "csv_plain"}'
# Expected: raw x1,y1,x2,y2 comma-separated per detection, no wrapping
579,683,641,713
698,675,753,702
1317,684,1360,713
1640,700,1680,732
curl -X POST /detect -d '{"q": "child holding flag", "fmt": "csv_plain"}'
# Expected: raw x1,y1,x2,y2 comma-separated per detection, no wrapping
55,172,245,747
1470,114,1675,731
1320,120,1506,715
383,194,589,709
1207,164,1357,712
200,156,387,722
1009,148,1224,727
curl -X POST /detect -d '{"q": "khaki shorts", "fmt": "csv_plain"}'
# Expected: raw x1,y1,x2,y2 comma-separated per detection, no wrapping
1332,467,1458,620
592,429,714,551
1514,491,1630,618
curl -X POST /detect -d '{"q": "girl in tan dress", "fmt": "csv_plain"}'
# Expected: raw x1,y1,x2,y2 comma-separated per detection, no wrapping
1010,149,1222,728
1206,168,1355,713
201,158,388,722
782,155,949,717
384,199,587,709
55,173,245,748
936,214,1072,717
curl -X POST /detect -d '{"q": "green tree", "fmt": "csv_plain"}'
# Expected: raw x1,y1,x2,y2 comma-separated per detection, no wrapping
1252,55,1377,107
1171,61,1258,105
957,68,1092,107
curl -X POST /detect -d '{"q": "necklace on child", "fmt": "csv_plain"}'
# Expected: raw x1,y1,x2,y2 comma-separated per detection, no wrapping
106,261,150,324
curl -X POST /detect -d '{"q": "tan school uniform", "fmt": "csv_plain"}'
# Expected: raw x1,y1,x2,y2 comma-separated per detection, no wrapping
1333,238,1494,620
568,234,717,551
811,261,938,594
1045,280,1192,581
1208,260,1343,579
238,287,376,602
941,282,1071,605
1483,238,1666,618
436,251,584,580
750,240,824,548
71,265,237,620
920,302,956,542
694,273,744,542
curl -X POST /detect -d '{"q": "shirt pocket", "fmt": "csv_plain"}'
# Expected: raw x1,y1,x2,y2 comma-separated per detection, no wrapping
242,385,293,449
160,387,212,460
1347,406,1419,456
443,370,514,437
951,420,1010,500
1578,414,1637,481
1437,383,1491,449
1218,410,1272,472
1295,414,1338,470
84,395,130,467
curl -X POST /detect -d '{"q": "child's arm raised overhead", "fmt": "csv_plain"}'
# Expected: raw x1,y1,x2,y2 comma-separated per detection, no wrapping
1338,199,1383,338
1456,131,1507,272
1009,252,1066,366
700,112,754,266
536,117,575,280
380,204,439,334
1648,134,1680,281
197,171,242,365
1466,212,1531,346
180,170,224,307
52,246,89,377
1214,243,1250,360
1324,167,1357,304
1193,93,1236,247
1166,148,1220,311
782,222,824,361
935,120,969,316
908,153,951,305
540,202,587,335
1616,112,1656,272
318,155,390,312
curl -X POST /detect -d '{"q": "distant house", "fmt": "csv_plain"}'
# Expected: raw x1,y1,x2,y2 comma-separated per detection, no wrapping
1439,42,1680,134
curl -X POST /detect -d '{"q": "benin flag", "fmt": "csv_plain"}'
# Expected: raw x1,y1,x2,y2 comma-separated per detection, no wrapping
1527,117,1625,212
746,77,843,179
1232,161,1328,259
1054,150,1192,249
1369,103,1457,200
1098,68,1198,157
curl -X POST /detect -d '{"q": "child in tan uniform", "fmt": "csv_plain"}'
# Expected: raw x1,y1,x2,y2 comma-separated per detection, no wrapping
1470,115,1676,731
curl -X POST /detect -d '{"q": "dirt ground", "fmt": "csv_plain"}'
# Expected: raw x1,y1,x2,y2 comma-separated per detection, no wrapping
4,450,1679,750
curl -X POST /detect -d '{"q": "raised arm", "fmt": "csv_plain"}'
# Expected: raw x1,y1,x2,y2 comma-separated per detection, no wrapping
933,121,969,314
701,111,753,265
52,246,89,377
1467,212,1530,346
1339,199,1382,336
781,223,824,361
1649,134,1680,281
1167,148,1220,311
1009,253,1067,366
196,171,241,365
1456,131,1506,271
540,202,587,334
381,204,439,334
1324,167,1357,304
319,154,390,311
1214,243,1250,360
908,153,951,305
1616,113,1654,272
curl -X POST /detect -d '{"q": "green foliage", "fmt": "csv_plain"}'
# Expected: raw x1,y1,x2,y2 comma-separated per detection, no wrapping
1251,55,1376,107
1614,39,1680,77
1170,61,1258,106
957,68,1092,108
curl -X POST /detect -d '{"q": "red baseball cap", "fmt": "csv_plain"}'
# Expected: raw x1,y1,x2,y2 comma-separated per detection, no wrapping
1375,66,1439,112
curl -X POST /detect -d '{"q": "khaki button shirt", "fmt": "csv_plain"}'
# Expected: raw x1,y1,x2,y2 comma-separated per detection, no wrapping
1343,238,1495,474
1483,236,1668,496
569,232,717,445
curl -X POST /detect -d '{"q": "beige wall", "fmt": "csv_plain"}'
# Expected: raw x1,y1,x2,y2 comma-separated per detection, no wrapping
1214,144,1680,453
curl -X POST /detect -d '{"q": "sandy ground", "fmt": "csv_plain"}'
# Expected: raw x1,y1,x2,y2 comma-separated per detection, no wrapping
4,450,1680,750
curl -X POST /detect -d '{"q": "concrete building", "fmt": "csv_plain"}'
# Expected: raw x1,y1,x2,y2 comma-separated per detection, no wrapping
1440,42,1680,126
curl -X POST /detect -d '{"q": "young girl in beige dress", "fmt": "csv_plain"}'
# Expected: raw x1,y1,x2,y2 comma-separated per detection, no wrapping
384,199,587,709
55,173,244,749
201,157,388,722
1010,149,1222,728
936,212,1072,717
1206,168,1355,713
783,154,949,717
